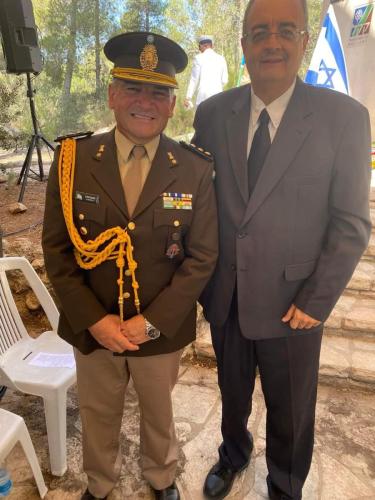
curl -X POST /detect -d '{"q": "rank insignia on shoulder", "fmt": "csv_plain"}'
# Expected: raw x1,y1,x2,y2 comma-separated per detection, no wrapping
179,141,213,162
95,144,106,158
55,131,94,143
167,151,178,167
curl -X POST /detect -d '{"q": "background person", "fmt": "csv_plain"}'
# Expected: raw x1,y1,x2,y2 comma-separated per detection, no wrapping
184,35,228,109
192,0,372,499
43,31,218,500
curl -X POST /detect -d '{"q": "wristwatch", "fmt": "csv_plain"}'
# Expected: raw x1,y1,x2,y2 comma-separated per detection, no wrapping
144,317,161,340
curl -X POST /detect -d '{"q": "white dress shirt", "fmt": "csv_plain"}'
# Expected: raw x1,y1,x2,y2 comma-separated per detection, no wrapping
247,80,297,157
186,48,228,106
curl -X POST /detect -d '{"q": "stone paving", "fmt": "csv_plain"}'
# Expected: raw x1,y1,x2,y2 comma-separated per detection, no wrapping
2,358,375,500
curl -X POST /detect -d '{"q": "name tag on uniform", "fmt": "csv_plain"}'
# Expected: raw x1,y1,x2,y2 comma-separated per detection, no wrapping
75,191,100,205
162,192,193,210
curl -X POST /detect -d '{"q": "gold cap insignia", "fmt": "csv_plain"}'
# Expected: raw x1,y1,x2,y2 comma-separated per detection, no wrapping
140,36,159,71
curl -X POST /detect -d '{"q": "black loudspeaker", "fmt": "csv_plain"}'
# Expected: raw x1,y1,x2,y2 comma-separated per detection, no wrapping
0,0,42,74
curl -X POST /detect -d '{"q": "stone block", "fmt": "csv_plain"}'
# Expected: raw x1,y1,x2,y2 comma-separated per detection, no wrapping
347,260,375,291
319,336,351,379
343,297,375,332
325,295,356,330
351,349,375,384
364,233,375,256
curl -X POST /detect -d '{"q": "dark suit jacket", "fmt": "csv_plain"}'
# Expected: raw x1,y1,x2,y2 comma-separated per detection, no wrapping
42,130,218,355
194,78,371,340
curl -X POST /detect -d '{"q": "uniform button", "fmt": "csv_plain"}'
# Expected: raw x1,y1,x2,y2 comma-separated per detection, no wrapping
128,222,136,231
231,264,236,271
238,232,247,239
80,227,88,235
174,220,180,227
125,270,132,276
123,292,131,299
78,213,85,221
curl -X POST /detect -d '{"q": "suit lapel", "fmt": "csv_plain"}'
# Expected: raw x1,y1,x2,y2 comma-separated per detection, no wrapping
132,135,177,219
90,129,129,218
241,79,313,227
226,85,251,204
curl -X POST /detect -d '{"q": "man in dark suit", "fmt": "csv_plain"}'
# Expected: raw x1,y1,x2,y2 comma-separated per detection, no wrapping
193,0,372,499
42,32,218,500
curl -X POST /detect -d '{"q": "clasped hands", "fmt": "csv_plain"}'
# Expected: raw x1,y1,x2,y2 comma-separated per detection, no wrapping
89,314,151,353
282,304,321,330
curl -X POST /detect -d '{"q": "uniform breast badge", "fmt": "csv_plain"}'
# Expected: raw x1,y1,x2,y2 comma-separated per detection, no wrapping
166,243,181,259
162,193,193,210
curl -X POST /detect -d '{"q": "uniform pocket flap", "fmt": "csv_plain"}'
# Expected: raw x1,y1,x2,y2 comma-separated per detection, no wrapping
285,259,317,281
153,209,193,228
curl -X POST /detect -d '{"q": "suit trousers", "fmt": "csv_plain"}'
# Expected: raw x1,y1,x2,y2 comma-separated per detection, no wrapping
211,296,322,500
74,347,182,498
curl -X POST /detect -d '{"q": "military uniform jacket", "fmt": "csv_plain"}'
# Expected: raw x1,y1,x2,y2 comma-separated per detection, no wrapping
42,129,218,355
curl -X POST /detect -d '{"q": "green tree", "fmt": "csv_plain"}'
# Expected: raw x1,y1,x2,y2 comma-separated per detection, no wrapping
121,0,168,32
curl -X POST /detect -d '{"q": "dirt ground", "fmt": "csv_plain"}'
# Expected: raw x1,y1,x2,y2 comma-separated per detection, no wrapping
0,149,53,336
0,149,51,249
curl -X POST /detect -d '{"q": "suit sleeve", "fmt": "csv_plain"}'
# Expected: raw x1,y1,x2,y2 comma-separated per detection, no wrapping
142,163,218,338
294,105,372,321
42,147,107,334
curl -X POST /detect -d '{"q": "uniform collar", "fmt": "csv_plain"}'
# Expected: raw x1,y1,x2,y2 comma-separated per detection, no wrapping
114,128,160,163
250,79,296,129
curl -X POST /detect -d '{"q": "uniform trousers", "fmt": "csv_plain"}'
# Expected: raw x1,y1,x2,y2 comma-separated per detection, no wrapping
74,347,182,498
211,296,322,500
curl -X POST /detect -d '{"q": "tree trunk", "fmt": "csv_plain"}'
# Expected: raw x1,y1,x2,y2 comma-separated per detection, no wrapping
95,0,101,97
62,0,78,102
145,1,150,31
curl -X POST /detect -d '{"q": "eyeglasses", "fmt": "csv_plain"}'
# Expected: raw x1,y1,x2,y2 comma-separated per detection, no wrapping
243,28,307,44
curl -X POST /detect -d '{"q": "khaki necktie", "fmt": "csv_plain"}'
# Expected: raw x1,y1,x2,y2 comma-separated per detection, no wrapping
124,145,146,216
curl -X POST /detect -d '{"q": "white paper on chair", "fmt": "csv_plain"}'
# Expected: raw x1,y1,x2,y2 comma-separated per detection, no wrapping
28,352,75,368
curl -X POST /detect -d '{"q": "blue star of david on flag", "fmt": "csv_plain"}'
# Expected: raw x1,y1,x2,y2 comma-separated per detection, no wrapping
305,5,349,95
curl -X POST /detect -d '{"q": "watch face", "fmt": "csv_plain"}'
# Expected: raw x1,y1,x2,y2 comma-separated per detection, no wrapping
147,328,160,340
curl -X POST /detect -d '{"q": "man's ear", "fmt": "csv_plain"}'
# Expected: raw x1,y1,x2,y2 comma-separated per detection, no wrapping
169,94,177,118
108,83,115,109
302,32,309,53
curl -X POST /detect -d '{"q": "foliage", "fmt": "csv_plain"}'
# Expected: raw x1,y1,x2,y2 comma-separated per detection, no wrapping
0,0,324,147
0,74,26,149
121,0,168,32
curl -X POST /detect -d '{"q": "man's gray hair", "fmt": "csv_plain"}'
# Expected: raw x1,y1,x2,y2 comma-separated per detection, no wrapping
242,0,309,35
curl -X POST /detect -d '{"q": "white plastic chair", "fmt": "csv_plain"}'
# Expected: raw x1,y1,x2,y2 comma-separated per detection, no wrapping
0,256,76,476
0,408,48,498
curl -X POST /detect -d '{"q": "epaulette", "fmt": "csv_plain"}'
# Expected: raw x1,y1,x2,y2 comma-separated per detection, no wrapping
55,131,94,143
179,141,213,162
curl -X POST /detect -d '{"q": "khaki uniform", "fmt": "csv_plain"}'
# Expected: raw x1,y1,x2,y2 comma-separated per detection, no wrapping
42,128,218,496
42,128,218,356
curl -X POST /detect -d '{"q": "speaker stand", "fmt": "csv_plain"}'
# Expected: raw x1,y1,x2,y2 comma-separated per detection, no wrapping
17,73,55,203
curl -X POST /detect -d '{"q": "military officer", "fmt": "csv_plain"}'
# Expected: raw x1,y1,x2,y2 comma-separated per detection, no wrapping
42,31,218,500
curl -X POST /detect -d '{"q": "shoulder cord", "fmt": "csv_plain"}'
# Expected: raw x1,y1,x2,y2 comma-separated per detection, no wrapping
57,138,141,321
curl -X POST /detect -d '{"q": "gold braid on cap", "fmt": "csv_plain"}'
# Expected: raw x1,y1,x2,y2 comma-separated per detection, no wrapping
111,67,178,88
58,138,141,322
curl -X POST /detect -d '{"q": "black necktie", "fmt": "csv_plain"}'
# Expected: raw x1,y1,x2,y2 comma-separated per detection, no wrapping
248,108,271,196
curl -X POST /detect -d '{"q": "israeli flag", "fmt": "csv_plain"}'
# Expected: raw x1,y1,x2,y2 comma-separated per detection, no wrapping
305,5,349,94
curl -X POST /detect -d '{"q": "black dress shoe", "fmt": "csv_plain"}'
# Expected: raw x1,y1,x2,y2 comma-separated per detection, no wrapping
81,488,107,500
152,482,180,500
203,462,239,499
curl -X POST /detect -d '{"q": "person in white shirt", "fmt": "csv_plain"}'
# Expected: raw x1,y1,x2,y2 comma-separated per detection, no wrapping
184,35,228,109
